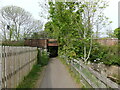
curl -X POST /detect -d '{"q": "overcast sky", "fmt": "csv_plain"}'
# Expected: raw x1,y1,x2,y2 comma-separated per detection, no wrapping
104,0,120,30
0,0,120,32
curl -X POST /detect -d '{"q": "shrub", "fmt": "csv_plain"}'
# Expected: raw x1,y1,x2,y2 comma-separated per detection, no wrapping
37,49,49,66
2,41,24,46
59,40,119,66
90,43,120,66
101,45,119,66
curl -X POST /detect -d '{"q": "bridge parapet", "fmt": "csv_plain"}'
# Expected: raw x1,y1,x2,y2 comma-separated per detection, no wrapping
24,39,58,48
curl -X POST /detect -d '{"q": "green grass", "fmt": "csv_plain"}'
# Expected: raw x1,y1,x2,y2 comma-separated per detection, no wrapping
37,49,49,66
17,49,49,88
58,56,107,88
58,56,85,88
17,64,42,88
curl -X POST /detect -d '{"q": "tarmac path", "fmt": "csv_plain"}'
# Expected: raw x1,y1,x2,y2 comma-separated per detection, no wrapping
40,58,78,88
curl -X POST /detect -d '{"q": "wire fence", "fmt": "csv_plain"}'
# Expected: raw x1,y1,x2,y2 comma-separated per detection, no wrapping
0,46,38,89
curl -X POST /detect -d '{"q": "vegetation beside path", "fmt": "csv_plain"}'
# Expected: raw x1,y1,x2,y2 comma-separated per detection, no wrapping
58,57,85,88
17,49,49,88
17,64,42,88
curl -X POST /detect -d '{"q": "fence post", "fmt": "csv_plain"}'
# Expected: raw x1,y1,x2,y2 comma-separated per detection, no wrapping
4,46,7,88
0,46,2,90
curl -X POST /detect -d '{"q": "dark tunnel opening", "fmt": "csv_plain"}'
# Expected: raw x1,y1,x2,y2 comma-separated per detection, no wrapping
47,46,58,57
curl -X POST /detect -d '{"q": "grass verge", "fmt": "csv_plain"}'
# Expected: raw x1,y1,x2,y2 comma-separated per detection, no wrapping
17,49,49,88
58,56,85,88
17,64,42,88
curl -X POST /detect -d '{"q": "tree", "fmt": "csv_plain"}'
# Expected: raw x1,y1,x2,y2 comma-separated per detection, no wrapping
47,1,91,60
31,31,48,39
0,21,7,41
106,29,114,38
0,5,43,41
46,0,110,62
114,28,120,39
23,20,43,39
44,21,59,38
39,0,49,20
31,32,40,39
76,0,111,62
94,14,112,38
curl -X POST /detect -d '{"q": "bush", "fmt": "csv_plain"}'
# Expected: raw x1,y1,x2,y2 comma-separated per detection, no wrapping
2,41,24,46
59,40,119,66
90,43,120,66
37,49,49,66
101,45,120,66
89,43,107,63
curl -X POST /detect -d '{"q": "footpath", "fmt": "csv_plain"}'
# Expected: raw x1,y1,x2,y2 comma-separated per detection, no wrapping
40,58,79,88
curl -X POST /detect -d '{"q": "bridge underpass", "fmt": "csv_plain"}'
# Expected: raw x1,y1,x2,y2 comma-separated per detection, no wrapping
24,39,79,88
24,39,59,57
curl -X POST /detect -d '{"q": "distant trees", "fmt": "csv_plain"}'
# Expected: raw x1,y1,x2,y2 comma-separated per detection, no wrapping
106,29,114,38
31,31,48,39
0,5,43,41
105,28,120,39
94,14,112,38
114,28,120,39
23,20,43,39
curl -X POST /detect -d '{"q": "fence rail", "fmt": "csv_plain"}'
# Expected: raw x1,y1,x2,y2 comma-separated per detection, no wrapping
0,46,38,89
61,56,120,89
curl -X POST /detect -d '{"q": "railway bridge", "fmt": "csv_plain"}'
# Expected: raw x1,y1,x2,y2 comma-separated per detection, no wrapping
24,39,58,57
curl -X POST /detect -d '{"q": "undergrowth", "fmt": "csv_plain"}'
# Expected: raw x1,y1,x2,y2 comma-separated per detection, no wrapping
17,49,49,88
58,56,85,88
17,64,42,88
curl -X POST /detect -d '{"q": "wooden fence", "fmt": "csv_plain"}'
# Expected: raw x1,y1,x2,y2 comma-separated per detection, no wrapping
61,55,120,89
0,46,38,89
0,46,2,89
